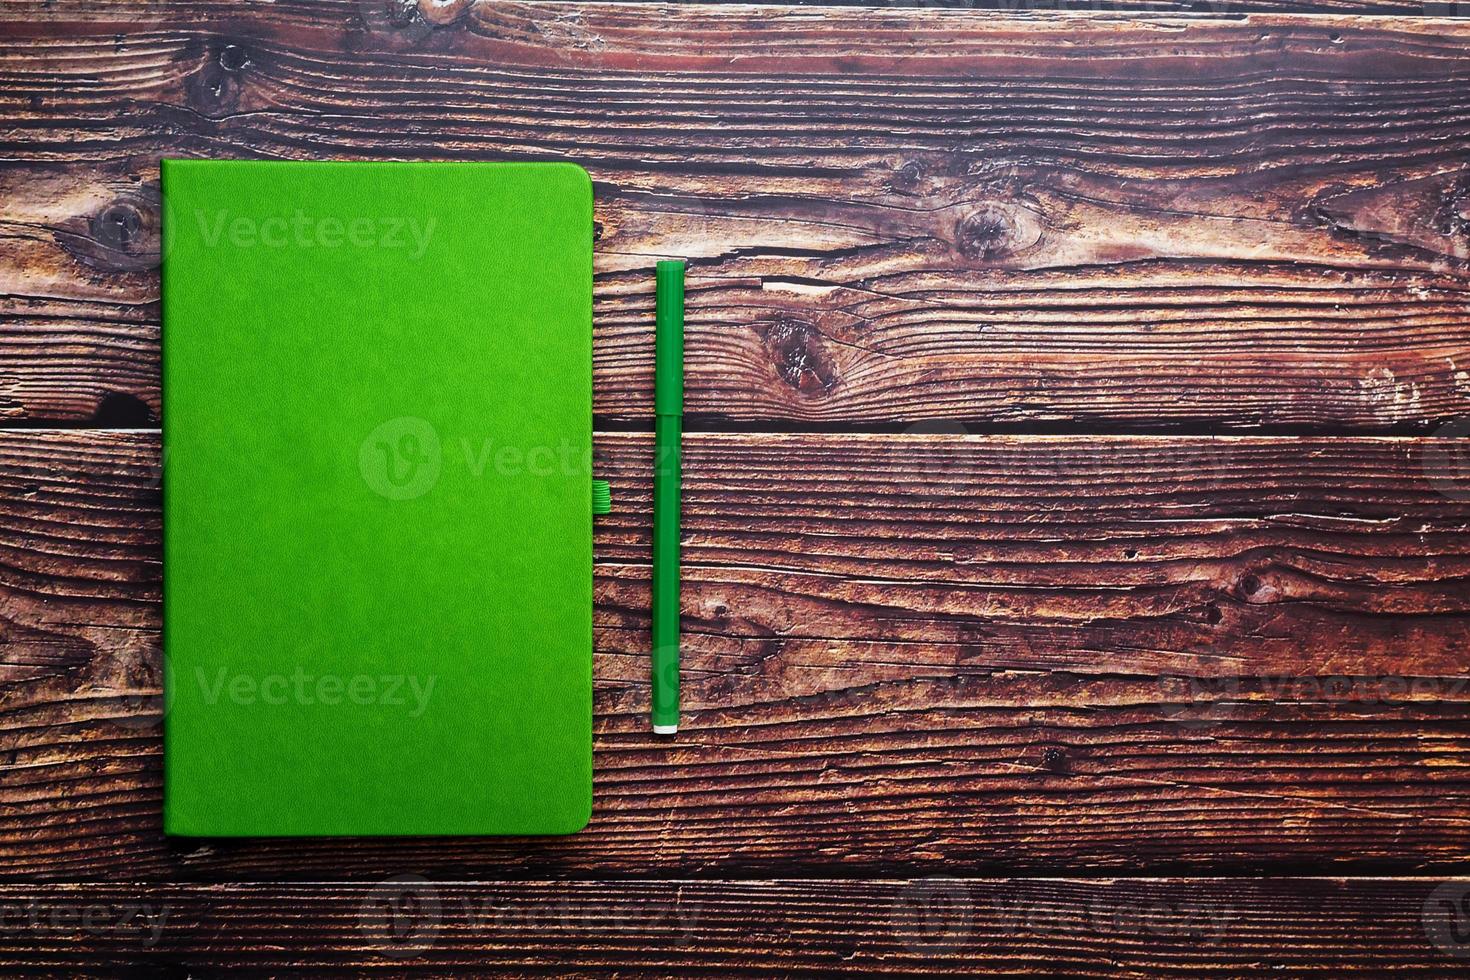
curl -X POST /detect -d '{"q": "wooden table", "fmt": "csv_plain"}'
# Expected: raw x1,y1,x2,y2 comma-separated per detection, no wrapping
3,0,1470,974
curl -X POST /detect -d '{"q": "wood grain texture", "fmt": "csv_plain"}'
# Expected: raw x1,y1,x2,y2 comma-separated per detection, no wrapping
3,3,1470,428
0,878,1466,977
5,0,1464,21
2,429,1468,878
5,3,1470,969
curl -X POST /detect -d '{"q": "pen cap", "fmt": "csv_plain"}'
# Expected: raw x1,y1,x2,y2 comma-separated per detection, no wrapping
654,260,685,417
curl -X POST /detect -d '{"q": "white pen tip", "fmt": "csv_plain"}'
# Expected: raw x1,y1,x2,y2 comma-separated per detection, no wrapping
653,724,678,735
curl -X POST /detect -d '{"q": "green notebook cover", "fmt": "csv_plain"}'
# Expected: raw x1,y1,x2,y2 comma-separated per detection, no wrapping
161,159,594,836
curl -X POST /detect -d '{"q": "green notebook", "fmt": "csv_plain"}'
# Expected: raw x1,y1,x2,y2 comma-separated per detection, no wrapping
161,159,594,836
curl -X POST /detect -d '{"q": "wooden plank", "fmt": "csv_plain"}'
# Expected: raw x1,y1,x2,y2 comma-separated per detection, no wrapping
0,878,1465,976
3,4,1470,428
2,429,1468,877
5,0,1458,21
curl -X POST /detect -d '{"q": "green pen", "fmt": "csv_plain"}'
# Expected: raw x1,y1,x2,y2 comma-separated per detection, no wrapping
651,260,684,735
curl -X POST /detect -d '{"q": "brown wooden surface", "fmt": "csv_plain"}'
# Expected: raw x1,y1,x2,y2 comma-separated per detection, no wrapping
3,0,1470,974
5,3,1470,428
3,428,1468,882
0,879,1466,977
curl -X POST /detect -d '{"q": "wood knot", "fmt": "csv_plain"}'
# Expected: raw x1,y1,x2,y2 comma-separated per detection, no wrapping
1038,746,1069,774
218,44,251,72
1237,572,1279,603
355,0,435,43
60,186,164,272
185,48,245,113
349,0,467,45
954,204,1040,262
758,317,839,397
1435,173,1470,241
93,201,145,254
886,160,924,195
